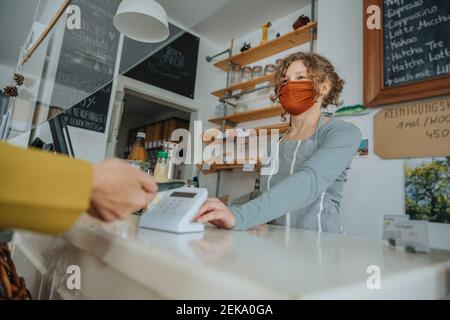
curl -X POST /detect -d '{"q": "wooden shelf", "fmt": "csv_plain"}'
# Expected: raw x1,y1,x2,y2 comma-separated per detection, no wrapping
254,123,290,134
209,105,284,126
197,163,261,175
214,22,317,71
211,74,274,98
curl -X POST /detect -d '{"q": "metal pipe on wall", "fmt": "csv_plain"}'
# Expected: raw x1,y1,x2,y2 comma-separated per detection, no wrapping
215,40,234,198
310,0,316,52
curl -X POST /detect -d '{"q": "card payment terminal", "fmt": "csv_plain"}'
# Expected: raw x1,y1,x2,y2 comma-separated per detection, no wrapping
139,187,208,233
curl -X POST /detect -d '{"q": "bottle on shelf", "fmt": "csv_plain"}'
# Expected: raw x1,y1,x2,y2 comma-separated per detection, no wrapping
162,119,170,144
128,132,148,162
146,124,154,150
153,122,162,149
154,151,169,183
193,176,200,188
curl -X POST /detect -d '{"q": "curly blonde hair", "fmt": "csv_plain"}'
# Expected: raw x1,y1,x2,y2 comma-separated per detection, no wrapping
271,52,345,109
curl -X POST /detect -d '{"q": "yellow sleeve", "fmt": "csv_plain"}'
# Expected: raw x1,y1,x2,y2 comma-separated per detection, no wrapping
0,142,92,234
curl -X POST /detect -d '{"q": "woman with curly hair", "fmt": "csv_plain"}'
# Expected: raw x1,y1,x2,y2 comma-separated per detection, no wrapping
195,52,362,234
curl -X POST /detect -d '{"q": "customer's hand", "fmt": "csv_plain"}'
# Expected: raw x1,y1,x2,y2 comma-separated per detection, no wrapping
194,198,236,229
87,159,157,222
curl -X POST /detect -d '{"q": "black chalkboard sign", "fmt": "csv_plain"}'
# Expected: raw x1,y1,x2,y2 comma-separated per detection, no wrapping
60,83,112,133
51,0,120,109
125,32,200,99
119,23,183,74
383,0,450,88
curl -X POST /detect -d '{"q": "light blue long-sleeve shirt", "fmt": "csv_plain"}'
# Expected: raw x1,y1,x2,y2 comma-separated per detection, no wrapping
231,117,362,232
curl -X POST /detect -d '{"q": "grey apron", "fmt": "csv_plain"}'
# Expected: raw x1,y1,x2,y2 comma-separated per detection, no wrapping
261,114,344,234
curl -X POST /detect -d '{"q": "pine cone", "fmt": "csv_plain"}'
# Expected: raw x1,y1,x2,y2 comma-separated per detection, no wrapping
14,73,25,86
3,86,18,97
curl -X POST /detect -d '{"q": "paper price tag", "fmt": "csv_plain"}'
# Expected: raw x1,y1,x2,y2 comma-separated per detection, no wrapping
383,215,409,241
395,220,430,253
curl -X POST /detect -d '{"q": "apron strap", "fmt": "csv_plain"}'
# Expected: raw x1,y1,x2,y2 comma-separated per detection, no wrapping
314,113,325,146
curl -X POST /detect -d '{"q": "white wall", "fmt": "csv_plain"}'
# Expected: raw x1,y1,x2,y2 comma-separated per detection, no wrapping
0,64,14,89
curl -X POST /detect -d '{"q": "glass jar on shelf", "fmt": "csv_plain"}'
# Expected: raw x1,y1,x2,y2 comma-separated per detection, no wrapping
275,59,283,69
214,103,226,117
230,65,241,85
234,103,248,113
225,102,235,116
154,151,169,183
264,64,276,75
241,66,253,82
252,65,263,79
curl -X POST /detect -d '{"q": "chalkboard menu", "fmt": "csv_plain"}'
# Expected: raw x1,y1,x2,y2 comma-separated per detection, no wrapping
60,83,112,133
119,23,183,74
383,0,450,87
125,32,200,99
51,0,120,109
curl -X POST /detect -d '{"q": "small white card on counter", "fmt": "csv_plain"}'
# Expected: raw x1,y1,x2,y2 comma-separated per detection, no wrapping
394,220,430,254
383,215,409,241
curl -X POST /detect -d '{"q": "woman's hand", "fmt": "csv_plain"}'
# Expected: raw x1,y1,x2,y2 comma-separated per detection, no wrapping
194,198,236,230
88,159,158,222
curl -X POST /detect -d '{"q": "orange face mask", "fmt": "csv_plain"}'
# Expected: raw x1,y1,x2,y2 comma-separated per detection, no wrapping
279,81,315,116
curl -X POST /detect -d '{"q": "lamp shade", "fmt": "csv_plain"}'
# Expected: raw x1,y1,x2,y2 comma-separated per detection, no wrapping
113,0,169,43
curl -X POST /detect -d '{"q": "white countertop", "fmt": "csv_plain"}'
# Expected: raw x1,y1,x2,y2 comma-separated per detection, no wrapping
42,214,450,300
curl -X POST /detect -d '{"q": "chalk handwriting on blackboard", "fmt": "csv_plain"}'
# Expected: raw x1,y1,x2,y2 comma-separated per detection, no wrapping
51,0,119,109
125,32,200,99
148,46,190,80
383,0,450,87
61,83,112,133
